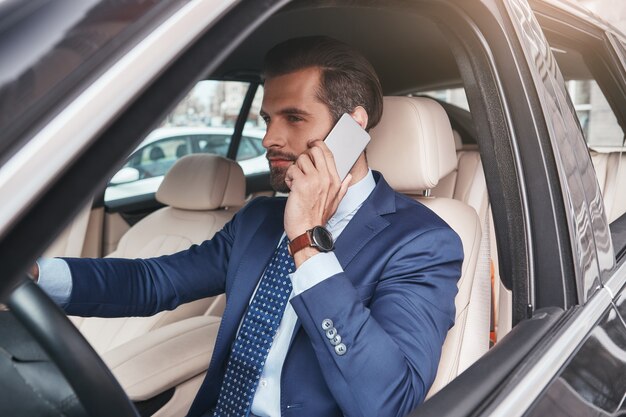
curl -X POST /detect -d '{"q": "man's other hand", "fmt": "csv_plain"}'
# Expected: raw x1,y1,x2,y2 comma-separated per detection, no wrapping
284,141,351,245
29,263,39,283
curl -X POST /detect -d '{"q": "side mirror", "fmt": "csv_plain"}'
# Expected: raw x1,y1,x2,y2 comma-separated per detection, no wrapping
110,167,140,185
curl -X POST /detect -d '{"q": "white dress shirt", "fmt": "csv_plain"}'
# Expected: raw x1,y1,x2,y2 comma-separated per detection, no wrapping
38,169,376,417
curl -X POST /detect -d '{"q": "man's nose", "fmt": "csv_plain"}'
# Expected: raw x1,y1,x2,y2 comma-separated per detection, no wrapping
262,124,285,149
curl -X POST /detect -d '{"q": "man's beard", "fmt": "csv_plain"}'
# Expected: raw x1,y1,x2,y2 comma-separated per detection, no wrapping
267,149,297,193
269,166,291,193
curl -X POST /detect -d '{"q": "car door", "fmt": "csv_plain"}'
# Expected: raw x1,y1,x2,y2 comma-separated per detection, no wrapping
411,0,620,415
420,2,626,416
512,3,626,415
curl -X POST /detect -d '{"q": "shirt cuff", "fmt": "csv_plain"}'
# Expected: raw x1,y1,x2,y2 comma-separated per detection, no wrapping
290,252,343,295
37,258,73,306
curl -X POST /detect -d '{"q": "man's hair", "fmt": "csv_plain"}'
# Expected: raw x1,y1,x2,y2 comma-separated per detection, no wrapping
263,36,383,131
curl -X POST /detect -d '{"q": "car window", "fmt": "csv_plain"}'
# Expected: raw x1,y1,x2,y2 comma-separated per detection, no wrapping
239,85,267,162
194,135,231,156
133,137,189,178
419,87,469,110
566,79,622,147
104,80,259,203
542,45,624,148
544,37,626,255
237,137,263,160
0,1,184,162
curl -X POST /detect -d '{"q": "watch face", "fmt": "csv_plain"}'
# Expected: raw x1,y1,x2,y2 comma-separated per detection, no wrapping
311,226,334,251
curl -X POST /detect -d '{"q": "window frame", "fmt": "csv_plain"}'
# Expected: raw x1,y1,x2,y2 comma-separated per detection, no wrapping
534,3,626,266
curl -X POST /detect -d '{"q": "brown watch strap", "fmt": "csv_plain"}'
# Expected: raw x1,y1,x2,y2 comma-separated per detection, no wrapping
288,231,312,256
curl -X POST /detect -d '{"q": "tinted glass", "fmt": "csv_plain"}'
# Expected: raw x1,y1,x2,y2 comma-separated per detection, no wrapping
196,135,231,156
237,137,263,161
0,0,184,162
525,306,626,416
566,79,622,148
547,41,626,245
136,137,188,178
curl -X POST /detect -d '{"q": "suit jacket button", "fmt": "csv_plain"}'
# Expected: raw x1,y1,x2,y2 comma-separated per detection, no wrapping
330,334,342,346
335,343,347,355
322,319,334,331
326,327,338,339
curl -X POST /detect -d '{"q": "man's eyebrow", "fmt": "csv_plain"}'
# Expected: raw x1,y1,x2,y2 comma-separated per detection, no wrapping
279,107,312,116
260,107,312,118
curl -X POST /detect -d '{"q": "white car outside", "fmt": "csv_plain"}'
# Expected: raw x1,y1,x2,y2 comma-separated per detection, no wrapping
105,126,267,202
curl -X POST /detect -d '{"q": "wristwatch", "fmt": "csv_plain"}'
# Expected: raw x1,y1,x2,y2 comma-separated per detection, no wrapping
288,226,334,256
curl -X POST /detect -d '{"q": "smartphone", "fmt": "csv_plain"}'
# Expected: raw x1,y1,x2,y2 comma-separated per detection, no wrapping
324,113,371,181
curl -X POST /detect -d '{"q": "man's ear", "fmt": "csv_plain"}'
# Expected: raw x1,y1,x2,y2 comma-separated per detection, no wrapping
351,106,369,130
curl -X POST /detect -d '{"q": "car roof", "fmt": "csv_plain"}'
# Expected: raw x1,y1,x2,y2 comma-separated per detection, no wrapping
211,3,461,94
210,0,615,94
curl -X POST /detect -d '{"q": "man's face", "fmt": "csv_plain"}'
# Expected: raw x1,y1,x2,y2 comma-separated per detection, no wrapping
260,67,334,192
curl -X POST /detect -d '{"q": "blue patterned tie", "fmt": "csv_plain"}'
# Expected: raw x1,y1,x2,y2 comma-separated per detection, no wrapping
213,236,295,417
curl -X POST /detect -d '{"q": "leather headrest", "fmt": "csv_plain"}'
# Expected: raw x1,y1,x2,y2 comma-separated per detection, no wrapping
367,97,458,192
156,154,245,210
453,130,463,151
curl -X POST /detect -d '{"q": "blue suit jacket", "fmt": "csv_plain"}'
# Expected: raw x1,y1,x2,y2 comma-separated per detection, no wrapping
63,172,463,417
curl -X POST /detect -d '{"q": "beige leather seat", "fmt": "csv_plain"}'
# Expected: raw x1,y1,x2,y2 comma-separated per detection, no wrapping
431,131,511,341
590,148,626,223
432,133,488,223
44,200,93,258
71,154,245,351
368,96,489,397
434,129,513,342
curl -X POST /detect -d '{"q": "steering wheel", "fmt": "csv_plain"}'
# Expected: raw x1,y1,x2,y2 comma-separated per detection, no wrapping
7,278,139,417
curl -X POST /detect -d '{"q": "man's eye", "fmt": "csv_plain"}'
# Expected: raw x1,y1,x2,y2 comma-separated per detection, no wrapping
262,117,270,125
287,115,303,122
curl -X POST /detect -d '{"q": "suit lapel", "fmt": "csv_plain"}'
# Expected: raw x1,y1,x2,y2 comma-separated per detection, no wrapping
334,203,390,271
220,200,285,346
332,171,396,278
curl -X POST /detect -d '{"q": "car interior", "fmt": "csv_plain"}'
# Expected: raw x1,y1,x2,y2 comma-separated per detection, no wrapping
18,1,626,416
34,5,504,415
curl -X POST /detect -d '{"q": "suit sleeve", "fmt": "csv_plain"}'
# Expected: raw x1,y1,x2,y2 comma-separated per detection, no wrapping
60,204,246,318
289,226,463,417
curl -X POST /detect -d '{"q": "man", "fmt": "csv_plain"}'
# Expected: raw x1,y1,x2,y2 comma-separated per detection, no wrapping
35,36,463,417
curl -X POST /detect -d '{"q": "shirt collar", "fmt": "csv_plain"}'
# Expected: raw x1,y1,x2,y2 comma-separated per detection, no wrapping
327,169,376,226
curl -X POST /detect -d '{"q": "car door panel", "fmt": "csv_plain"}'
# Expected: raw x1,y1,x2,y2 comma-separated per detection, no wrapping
524,304,626,417
411,307,565,417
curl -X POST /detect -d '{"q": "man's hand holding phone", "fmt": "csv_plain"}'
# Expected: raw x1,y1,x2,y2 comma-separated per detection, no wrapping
284,141,352,266
284,113,370,266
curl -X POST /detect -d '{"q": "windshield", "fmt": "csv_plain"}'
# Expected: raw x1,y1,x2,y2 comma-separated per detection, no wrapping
0,0,185,164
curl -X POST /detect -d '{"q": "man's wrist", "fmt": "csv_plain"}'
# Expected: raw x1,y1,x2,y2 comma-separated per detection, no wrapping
293,246,321,268
286,222,318,242
288,226,334,259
